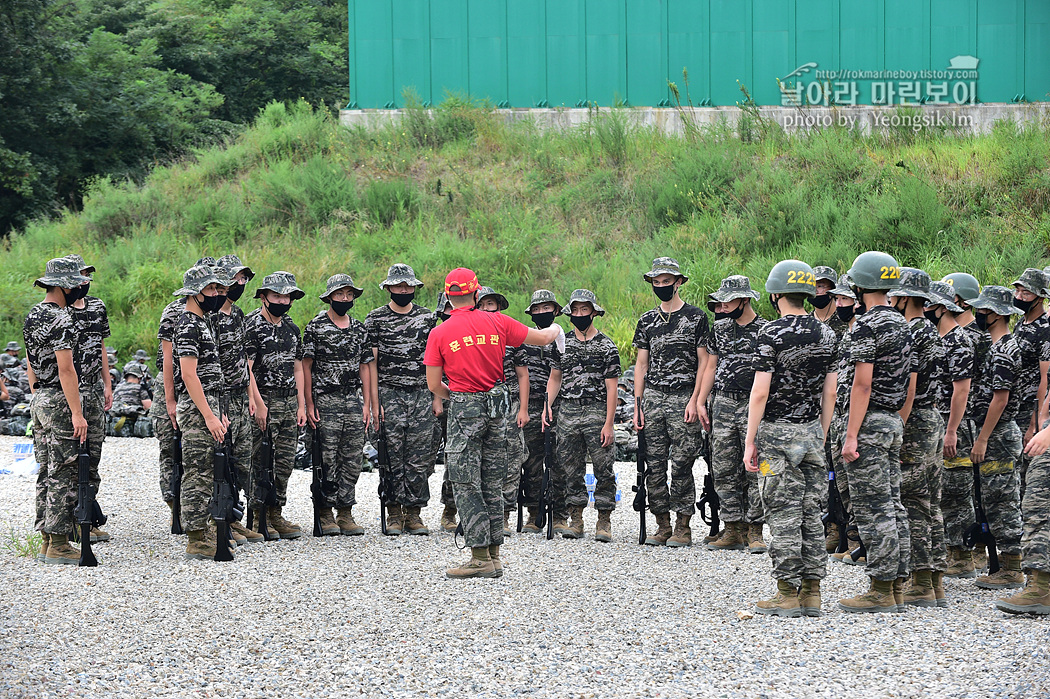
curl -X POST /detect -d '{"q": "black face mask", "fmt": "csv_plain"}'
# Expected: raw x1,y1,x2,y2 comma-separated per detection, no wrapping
226,283,245,302
850,287,867,315
975,313,995,331
437,311,450,322
65,285,87,304
769,294,781,315
390,291,415,307
653,285,676,303
570,315,593,332
1014,297,1037,313
924,308,941,324
197,293,225,314
891,299,907,315
811,294,831,309
713,311,730,321
836,305,855,322
330,299,354,316
530,311,556,329
266,300,291,317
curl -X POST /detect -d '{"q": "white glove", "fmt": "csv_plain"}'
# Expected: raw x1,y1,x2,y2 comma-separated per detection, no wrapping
554,324,566,354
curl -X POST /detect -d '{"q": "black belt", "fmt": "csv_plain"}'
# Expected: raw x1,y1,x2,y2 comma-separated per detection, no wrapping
317,385,361,396
260,388,296,398
718,390,751,401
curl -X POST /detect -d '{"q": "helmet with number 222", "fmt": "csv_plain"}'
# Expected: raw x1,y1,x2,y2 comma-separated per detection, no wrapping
847,251,901,290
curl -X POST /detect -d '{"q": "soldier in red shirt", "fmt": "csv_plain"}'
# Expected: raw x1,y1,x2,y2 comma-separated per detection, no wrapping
424,268,560,579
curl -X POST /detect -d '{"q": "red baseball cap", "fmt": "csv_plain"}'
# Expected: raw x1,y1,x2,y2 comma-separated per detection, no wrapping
445,268,480,296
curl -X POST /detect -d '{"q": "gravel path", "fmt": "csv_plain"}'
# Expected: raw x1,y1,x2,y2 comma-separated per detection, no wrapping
1,434,1046,698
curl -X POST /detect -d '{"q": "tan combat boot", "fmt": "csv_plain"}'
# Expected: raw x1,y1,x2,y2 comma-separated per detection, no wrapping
203,521,236,558
269,507,302,539
446,546,498,579
229,526,247,546
824,523,841,553
564,506,584,539
902,570,937,608
755,580,801,618
37,532,50,563
552,515,571,537
594,510,613,543
336,507,364,535
90,525,111,543
253,508,278,540
521,508,544,534
44,533,79,565
706,521,746,551
489,544,503,578
976,552,1025,589
995,569,1050,615
931,571,947,608
440,504,458,533
231,521,264,544
667,513,693,548
644,512,673,546
317,507,340,536
945,546,976,578
748,523,767,554
892,577,906,612
799,579,822,617
384,503,404,536
973,544,989,572
503,510,512,537
838,577,897,614
184,529,216,560
404,506,430,535
703,528,721,545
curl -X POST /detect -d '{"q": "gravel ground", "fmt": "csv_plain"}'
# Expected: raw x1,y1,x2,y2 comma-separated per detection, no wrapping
1,434,1047,698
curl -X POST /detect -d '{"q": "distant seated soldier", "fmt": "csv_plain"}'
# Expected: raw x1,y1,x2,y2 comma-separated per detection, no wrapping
615,388,634,425
5,341,21,358
108,362,155,437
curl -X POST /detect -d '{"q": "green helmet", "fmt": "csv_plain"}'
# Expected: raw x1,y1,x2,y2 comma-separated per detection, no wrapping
941,272,981,302
765,260,817,297
847,251,901,290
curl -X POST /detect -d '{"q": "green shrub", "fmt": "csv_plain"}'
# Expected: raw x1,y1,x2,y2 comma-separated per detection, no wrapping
364,179,420,227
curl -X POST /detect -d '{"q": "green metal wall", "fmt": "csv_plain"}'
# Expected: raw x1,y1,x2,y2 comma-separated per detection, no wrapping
347,0,1050,108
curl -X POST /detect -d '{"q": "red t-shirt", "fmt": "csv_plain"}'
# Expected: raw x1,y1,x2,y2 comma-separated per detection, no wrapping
424,308,530,393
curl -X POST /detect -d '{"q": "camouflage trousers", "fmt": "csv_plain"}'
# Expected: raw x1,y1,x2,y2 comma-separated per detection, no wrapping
225,390,252,518
446,387,511,548
642,388,702,515
553,399,617,518
375,386,436,507
32,388,80,534
316,391,366,508
973,419,1023,554
250,392,298,508
518,396,549,509
756,419,828,584
900,408,946,571
501,398,527,513
150,374,178,502
941,418,976,547
1021,443,1050,573
711,393,762,524
829,413,852,519
175,394,221,532
1016,412,1035,501
81,381,106,497
850,410,909,581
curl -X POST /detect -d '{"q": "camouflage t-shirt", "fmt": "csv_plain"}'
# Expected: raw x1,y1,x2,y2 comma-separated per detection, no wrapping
69,296,110,390
157,298,188,396
502,345,528,387
909,317,945,410
520,342,556,397
23,302,78,389
817,311,850,341
709,316,768,393
213,304,251,391
303,310,374,395
961,321,992,379
633,303,709,393
753,314,837,423
112,379,150,409
364,304,435,390
938,325,975,416
969,334,1023,425
174,311,224,396
244,308,303,391
835,330,854,414
849,305,913,412
553,332,621,402
1010,314,1050,418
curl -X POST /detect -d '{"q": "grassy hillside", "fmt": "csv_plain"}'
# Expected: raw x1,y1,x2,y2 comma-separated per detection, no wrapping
2,99,1049,366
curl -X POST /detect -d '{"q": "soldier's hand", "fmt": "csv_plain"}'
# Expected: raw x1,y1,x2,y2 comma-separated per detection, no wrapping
698,403,710,431
255,404,268,432
167,402,178,430
432,397,444,418
296,405,307,428
222,414,230,431
362,407,371,430
1024,427,1050,457
633,401,644,431
600,423,614,448
743,442,759,473
541,405,552,430
1025,423,1035,447
72,414,88,441
943,429,958,460
684,400,699,424
517,409,529,428
205,414,226,442
842,436,859,463
970,437,987,464
306,405,320,428
104,384,113,411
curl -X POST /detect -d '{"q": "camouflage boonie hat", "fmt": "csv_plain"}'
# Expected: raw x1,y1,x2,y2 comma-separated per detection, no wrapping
813,265,837,283
707,275,760,310
105,345,116,354
320,273,363,302
617,388,629,404
830,274,856,300
195,256,218,268
926,281,964,313
887,267,935,302
435,292,452,313
216,254,255,282
35,257,91,289
123,361,146,378
561,289,605,317
1011,268,1050,298
380,263,424,289
525,289,562,315
970,286,1024,317
63,253,95,275
642,257,688,283
0,355,17,369
173,264,225,297
254,271,305,300
476,286,509,311
5,341,21,352
134,349,150,361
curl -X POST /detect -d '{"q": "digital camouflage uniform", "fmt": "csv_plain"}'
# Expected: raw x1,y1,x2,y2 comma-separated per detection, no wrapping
68,294,110,497
937,322,976,549
848,304,913,581
213,301,253,497
151,298,186,502
754,313,837,585
500,343,529,514
1020,440,1050,574
1009,269,1050,497
365,301,437,507
831,328,854,517
519,340,556,509
551,330,621,518
304,307,374,508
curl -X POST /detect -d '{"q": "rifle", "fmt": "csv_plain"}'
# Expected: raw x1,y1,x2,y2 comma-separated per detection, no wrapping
73,440,106,567
375,408,392,535
311,427,338,537
631,398,649,545
964,461,1001,574
539,395,554,540
207,431,242,562
170,429,184,534
250,428,278,541
696,428,720,540
515,467,527,533
821,441,848,554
